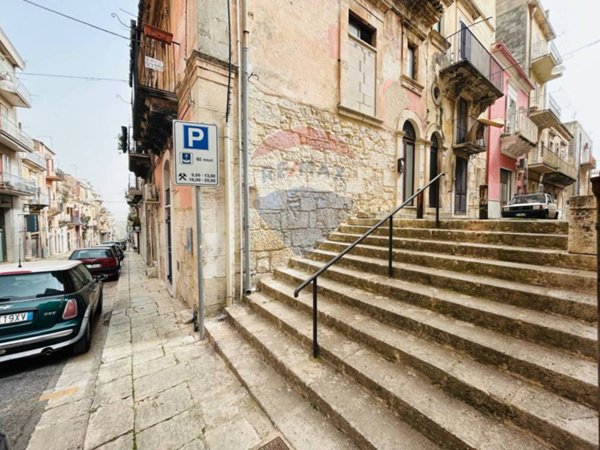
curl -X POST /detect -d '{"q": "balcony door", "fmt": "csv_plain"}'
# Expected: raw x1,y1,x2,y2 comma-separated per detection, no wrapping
457,98,469,144
454,157,468,215
500,169,512,206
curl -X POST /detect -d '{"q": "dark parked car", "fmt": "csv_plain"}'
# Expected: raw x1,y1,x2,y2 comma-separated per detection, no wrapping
0,260,103,363
119,239,127,251
501,193,559,219
97,243,124,261
69,248,120,280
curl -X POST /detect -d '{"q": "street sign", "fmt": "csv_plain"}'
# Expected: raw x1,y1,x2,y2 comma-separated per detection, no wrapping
173,121,219,186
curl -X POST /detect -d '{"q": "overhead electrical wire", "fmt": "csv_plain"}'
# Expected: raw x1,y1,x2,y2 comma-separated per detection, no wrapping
18,72,128,82
21,0,129,40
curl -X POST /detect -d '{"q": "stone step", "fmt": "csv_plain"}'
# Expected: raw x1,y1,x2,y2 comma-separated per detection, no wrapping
259,273,598,450
224,304,441,450
348,217,569,234
285,258,597,409
320,239,597,295
306,248,597,325
329,231,596,271
339,225,568,250
205,319,359,450
243,292,554,450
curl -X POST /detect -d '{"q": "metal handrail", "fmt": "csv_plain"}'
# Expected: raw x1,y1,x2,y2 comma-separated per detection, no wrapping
294,172,445,357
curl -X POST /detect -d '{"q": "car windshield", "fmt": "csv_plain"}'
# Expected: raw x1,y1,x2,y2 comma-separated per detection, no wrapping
71,249,111,259
0,271,72,301
509,194,545,205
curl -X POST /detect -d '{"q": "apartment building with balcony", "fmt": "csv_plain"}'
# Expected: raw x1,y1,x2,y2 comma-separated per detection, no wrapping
565,120,595,197
128,0,509,314
496,0,574,217
20,140,50,259
485,41,537,218
0,27,35,262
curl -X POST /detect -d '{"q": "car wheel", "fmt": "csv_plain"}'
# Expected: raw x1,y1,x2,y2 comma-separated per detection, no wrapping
73,322,91,355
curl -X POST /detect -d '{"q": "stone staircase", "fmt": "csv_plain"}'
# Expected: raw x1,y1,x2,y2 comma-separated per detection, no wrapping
206,218,598,450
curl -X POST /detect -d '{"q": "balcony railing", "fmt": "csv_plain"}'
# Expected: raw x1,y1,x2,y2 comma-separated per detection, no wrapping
531,91,561,119
442,27,503,93
0,56,32,107
21,151,47,169
558,158,577,180
505,109,538,144
0,115,34,151
580,146,596,168
0,172,37,195
531,40,562,63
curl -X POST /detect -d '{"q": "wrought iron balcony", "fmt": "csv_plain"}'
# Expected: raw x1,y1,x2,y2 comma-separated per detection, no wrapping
500,109,538,159
531,40,563,82
454,120,488,155
440,27,503,114
0,171,37,196
0,115,33,152
529,91,562,130
0,56,32,108
127,186,143,206
128,147,152,180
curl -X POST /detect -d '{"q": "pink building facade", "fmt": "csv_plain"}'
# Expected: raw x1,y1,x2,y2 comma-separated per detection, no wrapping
486,42,537,218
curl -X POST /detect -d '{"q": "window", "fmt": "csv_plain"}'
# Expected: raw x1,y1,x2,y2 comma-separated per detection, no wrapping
344,13,377,116
433,20,442,34
0,271,73,300
406,45,417,79
505,85,518,133
349,14,374,46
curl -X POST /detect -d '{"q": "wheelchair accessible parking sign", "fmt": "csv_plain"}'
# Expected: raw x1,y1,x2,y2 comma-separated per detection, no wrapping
173,121,218,186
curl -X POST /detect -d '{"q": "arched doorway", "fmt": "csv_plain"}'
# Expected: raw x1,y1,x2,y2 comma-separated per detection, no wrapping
402,121,416,204
164,161,173,284
429,134,440,207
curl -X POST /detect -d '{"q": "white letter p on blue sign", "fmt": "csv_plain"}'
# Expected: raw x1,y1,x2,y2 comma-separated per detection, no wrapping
183,125,209,150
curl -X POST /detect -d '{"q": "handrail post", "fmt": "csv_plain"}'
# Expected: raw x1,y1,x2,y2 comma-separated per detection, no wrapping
388,215,393,277
312,278,319,358
435,177,441,228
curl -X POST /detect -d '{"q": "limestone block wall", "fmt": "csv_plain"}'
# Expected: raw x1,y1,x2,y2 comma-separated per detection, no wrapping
248,89,396,274
568,195,597,255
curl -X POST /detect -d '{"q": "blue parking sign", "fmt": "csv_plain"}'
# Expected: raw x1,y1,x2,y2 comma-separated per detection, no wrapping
183,125,209,150
181,152,192,164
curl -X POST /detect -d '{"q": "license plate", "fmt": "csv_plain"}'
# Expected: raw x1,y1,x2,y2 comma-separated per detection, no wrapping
0,311,34,325
86,264,101,269
516,213,526,217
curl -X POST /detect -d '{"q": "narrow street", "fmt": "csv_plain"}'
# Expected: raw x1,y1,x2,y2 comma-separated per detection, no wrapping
8,253,281,450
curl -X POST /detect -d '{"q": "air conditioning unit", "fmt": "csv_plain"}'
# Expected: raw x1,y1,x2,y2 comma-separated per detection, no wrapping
144,183,159,202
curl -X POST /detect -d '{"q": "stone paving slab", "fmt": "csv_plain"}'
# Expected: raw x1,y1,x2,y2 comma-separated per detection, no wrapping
26,253,285,450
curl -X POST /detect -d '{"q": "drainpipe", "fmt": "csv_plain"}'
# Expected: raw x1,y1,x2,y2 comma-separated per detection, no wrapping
224,121,234,306
240,0,253,295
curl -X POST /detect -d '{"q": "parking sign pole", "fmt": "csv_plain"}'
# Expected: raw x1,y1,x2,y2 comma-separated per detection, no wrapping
195,185,205,338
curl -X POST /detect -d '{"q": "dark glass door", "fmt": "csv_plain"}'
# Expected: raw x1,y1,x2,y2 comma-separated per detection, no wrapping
402,122,416,205
454,157,468,214
429,136,439,207
166,209,173,283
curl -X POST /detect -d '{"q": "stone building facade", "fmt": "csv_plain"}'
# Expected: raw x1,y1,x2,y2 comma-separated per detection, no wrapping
565,121,595,198
130,0,514,315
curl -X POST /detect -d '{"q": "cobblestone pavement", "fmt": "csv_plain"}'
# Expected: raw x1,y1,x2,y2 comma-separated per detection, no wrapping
26,253,281,450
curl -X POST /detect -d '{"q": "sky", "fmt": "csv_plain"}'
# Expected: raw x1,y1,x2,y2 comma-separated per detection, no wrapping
0,0,598,230
1,0,138,233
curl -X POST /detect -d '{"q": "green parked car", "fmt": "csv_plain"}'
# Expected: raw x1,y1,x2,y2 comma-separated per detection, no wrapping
0,260,104,363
